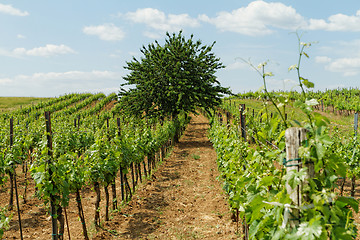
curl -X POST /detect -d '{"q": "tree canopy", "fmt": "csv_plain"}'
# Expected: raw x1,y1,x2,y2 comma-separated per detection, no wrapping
118,31,230,120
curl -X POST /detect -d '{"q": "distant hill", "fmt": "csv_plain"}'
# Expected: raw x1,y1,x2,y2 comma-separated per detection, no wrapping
0,97,51,112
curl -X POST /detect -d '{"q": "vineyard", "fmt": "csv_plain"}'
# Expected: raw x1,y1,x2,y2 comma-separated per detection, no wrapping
2,87,360,239
208,86,360,239
0,93,189,239
1,33,360,240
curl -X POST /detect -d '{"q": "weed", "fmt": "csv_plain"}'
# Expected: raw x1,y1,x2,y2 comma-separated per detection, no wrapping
192,154,200,160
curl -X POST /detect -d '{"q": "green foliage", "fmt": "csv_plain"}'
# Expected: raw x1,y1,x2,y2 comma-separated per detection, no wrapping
119,31,230,120
27,106,188,209
209,34,358,239
0,207,11,239
0,92,191,238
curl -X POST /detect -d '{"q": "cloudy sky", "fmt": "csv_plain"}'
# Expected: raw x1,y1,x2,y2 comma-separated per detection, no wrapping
0,0,359,97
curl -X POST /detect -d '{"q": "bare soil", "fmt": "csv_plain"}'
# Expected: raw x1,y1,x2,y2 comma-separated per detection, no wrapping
2,114,239,239
92,114,239,239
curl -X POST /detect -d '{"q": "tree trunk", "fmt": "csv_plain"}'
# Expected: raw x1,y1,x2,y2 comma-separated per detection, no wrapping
143,160,147,177
57,206,65,240
147,154,152,176
75,189,89,240
94,182,101,227
104,185,109,221
8,171,14,210
137,163,142,183
351,176,356,197
111,179,117,210
23,160,28,204
161,146,166,161
131,163,136,192
120,166,125,201
124,174,132,201
340,177,346,196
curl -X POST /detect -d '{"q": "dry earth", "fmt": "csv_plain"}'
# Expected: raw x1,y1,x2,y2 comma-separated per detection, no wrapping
93,113,239,239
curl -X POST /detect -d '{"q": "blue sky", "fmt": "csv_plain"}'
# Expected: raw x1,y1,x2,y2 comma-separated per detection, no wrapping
0,0,359,97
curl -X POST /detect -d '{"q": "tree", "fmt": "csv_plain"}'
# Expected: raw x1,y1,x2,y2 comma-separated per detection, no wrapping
118,31,230,120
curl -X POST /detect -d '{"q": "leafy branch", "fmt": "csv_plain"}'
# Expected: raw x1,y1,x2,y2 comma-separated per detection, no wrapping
242,58,288,128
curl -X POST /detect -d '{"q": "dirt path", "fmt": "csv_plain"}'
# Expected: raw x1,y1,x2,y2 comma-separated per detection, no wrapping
95,114,239,239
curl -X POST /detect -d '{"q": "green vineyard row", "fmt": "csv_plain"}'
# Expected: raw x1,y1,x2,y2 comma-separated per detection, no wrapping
0,92,189,239
208,90,360,239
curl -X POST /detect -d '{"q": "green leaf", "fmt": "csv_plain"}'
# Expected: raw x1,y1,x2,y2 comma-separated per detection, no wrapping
258,175,274,187
288,64,297,71
296,219,323,240
264,72,274,77
305,99,318,106
285,168,307,189
337,196,359,212
301,78,314,88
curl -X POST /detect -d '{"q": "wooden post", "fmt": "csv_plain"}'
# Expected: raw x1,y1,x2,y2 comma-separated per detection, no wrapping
8,119,14,210
131,162,136,192
45,112,58,240
239,104,248,239
239,104,246,141
117,118,125,202
351,112,359,197
284,127,310,228
226,111,230,128
10,118,23,240
354,112,358,135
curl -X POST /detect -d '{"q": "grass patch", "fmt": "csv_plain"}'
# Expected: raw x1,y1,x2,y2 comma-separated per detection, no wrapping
0,97,51,112
224,98,356,136
192,154,200,160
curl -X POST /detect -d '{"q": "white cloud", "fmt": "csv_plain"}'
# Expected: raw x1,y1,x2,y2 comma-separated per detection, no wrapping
83,23,125,41
31,70,121,81
315,39,360,76
89,87,120,94
265,78,299,91
338,39,360,47
308,10,360,31
17,34,26,39
283,78,297,85
0,70,122,85
226,61,248,70
315,56,332,63
12,44,76,57
0,3,29,16
0,78,12,85
0,70,123,96
200,0,306,36
123,8,200,37
325,57,360,76
336,39,360,56
199,1,360,36
0,48,15,57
